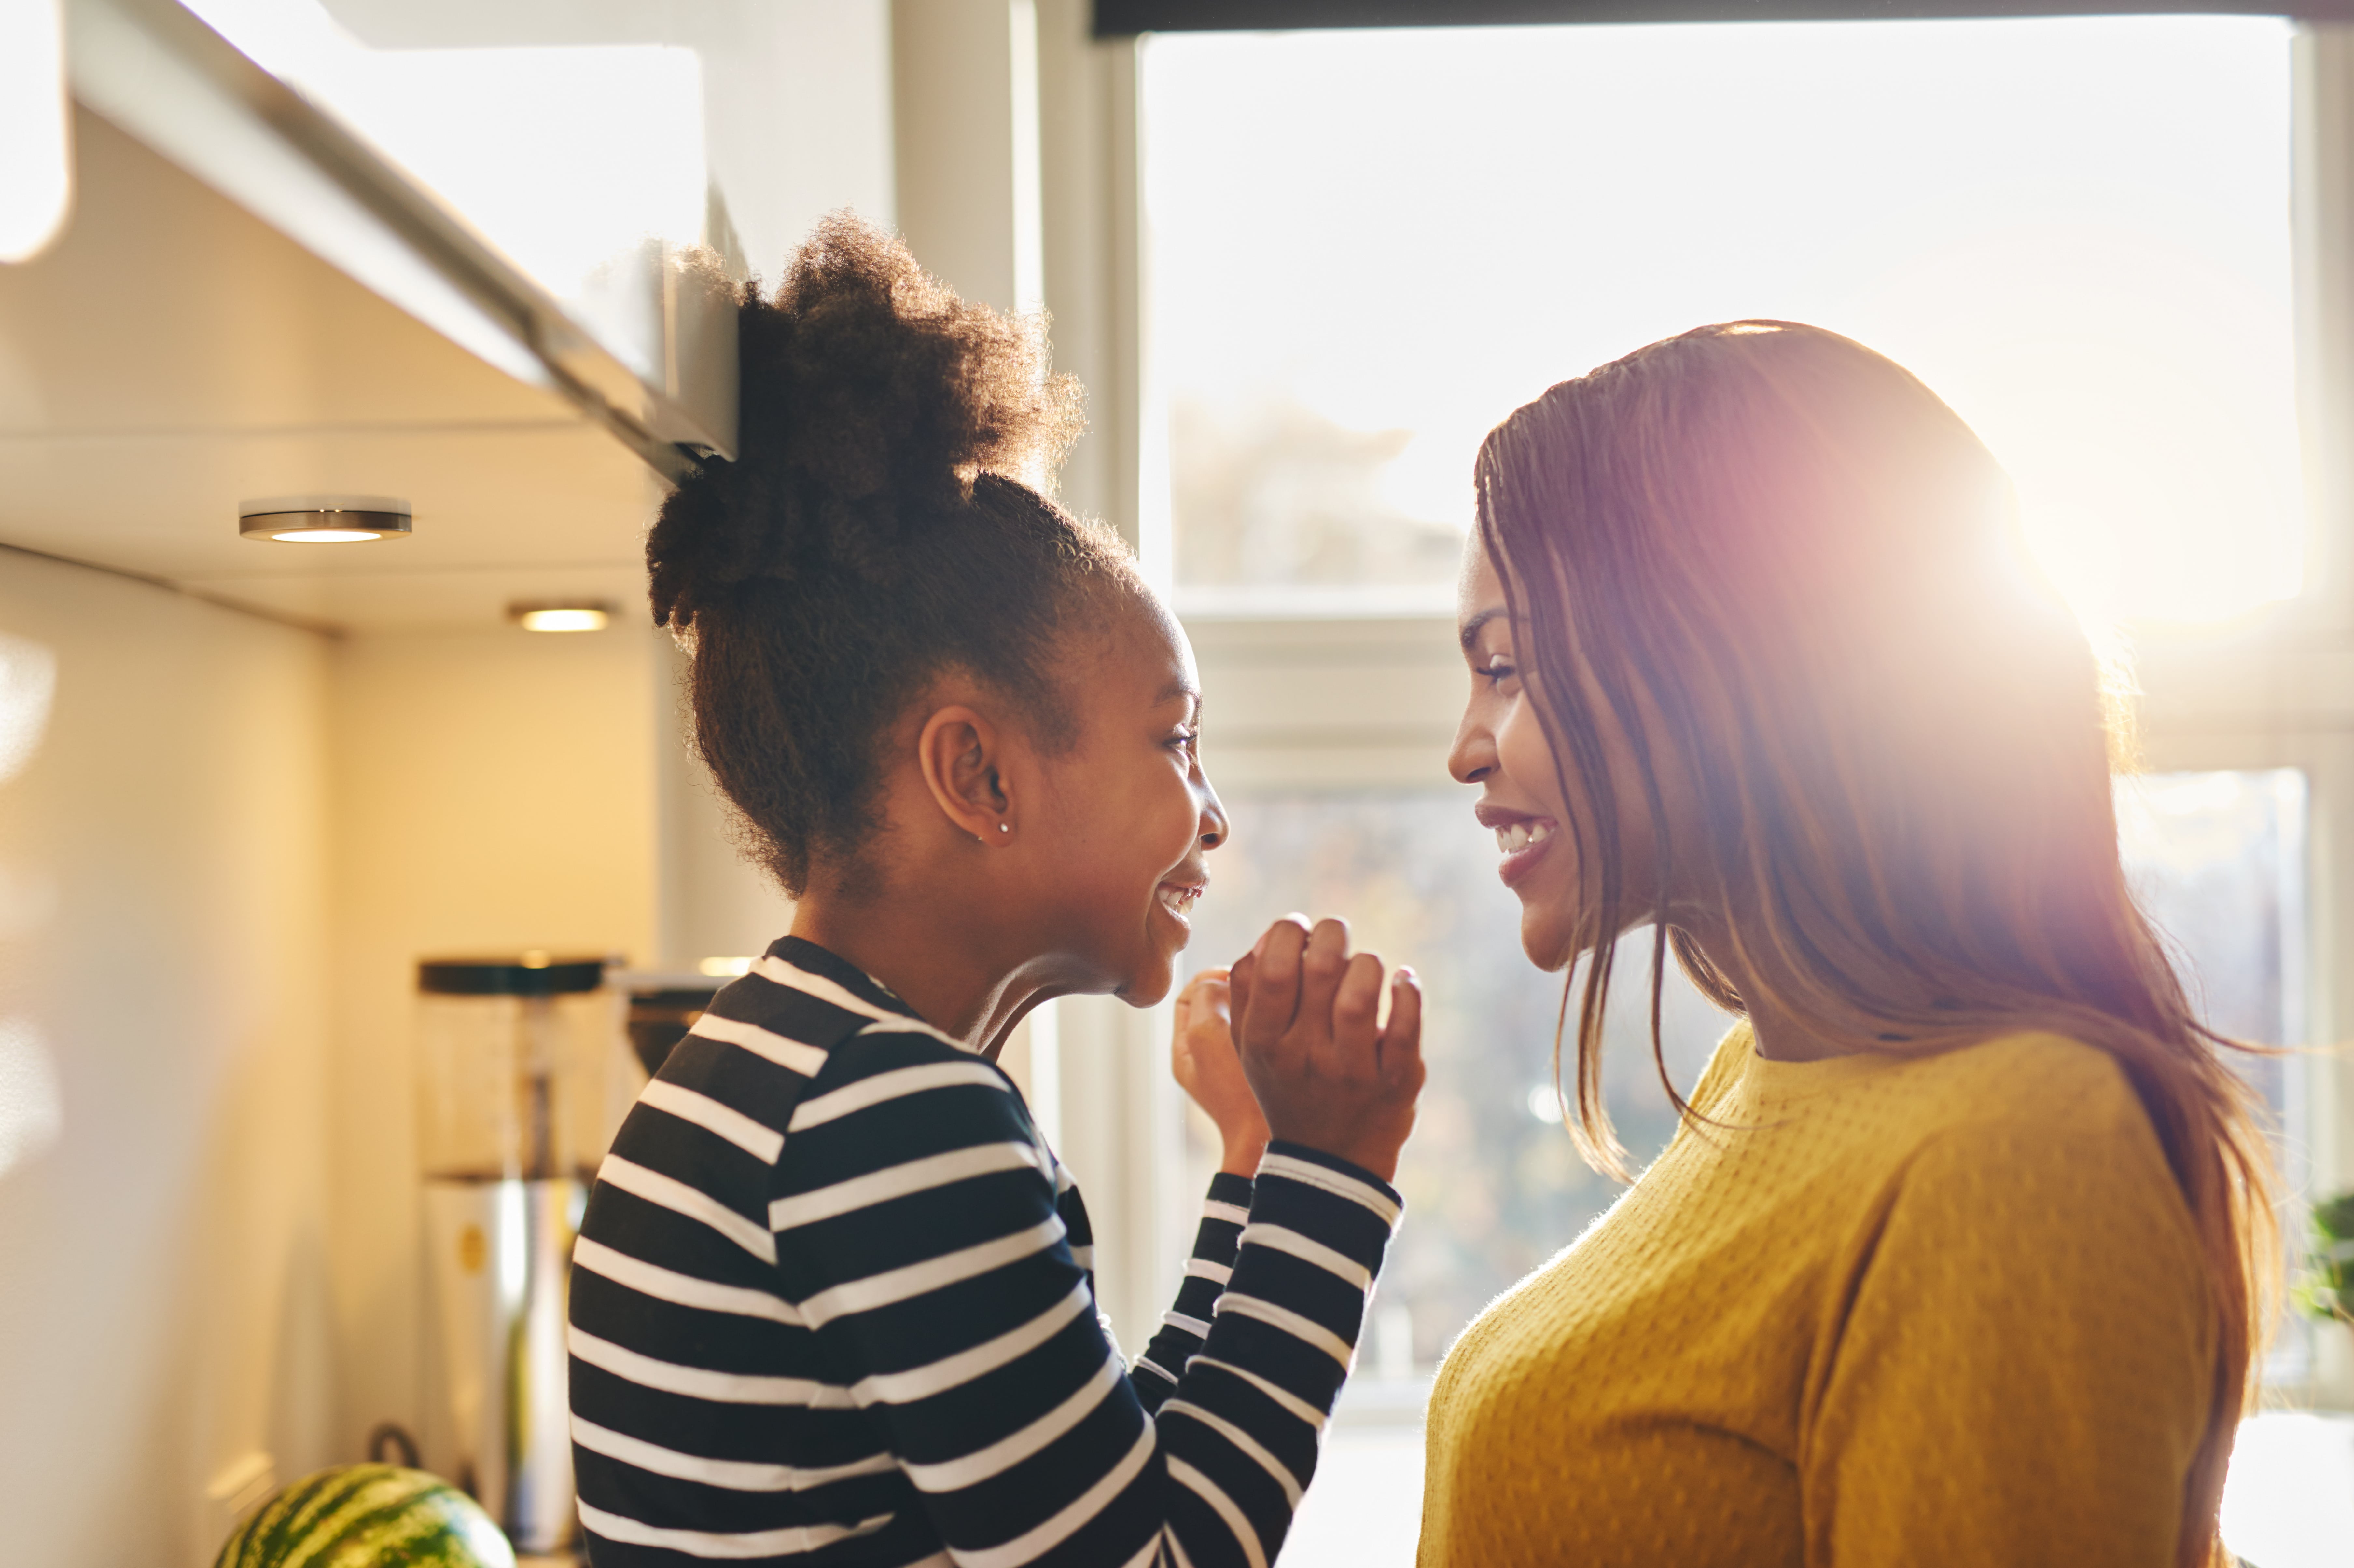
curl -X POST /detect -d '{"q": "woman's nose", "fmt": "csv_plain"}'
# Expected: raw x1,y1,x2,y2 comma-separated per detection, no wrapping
1450,709,1497,785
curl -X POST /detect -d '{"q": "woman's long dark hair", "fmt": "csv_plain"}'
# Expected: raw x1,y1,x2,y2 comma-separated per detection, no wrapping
1477,321,2276,1568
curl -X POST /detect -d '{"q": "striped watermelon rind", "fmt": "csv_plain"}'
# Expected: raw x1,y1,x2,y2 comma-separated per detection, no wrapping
211,1464,517,1568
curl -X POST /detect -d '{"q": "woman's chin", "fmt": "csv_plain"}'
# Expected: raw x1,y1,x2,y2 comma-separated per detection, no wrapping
1518,905,1579,973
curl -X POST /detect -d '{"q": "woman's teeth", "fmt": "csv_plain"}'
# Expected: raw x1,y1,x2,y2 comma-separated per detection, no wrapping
1496,821,1554,855
1157,884,1203,915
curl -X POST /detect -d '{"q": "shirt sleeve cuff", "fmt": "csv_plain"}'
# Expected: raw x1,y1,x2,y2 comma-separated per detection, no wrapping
1205,1170,1255,1211
1246,1141,1403,1280
1259,1142,1403,1223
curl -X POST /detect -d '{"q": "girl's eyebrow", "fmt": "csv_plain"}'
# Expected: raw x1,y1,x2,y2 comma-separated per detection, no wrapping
1154,683,1202,728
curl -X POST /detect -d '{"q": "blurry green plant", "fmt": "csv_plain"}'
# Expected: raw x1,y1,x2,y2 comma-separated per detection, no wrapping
2295,1191,2354,1322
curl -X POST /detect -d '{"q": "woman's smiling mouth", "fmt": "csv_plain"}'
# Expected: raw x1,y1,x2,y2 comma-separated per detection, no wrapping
1495,820,1553,855
1478,808,1557,888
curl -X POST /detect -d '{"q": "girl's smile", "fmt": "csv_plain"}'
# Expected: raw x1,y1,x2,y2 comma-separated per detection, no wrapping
1022,595,1227,1010
1156,877,1207,925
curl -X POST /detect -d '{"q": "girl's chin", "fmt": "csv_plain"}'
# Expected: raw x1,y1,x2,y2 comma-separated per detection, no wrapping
1114,951,1178,1008
1115,976,1176,1007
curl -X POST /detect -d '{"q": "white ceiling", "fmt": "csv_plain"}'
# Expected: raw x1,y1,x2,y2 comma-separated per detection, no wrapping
0,107,664,633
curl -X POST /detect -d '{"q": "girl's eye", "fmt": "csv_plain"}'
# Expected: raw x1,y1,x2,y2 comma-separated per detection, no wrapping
1168,728,1200,754
1483,654,1519,687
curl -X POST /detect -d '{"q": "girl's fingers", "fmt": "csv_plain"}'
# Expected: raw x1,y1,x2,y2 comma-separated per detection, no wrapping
1199,971,1232,1025
1290,918,1353,1058
1244,917,1311,1042
1332,951,1385,1056
1378,967,1423,1079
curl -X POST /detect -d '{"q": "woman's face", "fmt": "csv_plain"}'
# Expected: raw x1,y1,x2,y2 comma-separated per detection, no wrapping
1032,593,1228,1006
1448,540,1657,972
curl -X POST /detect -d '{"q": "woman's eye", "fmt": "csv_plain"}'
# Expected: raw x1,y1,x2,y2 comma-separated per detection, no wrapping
1483,655,1518,687
1168,729,1200,754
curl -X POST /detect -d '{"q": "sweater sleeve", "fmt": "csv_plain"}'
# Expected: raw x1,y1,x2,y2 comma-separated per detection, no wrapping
1801,1101,2217,1567
772,1028,1400,1568
1129,1172,1255,1411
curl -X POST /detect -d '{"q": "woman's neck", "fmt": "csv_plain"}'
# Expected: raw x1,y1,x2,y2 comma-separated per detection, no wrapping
1670,911,1854,1063
1676,911,1976,1063
1738,990,1850,1063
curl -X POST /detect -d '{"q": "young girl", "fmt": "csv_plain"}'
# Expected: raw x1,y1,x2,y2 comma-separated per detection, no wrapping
1425,322,2273,1568
566,217,1423,1568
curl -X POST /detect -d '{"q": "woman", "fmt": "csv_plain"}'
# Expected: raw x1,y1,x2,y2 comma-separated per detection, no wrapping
567,217,1424,1568
1423,322,2273,1567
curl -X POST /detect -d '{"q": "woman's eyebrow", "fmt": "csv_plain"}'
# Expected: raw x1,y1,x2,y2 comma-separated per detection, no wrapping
1459,607,1505,652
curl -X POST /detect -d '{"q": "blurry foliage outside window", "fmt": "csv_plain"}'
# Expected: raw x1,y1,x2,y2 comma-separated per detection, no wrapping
1145,19,2300,627
1182,772,2305,1377
2118,771,2306,1126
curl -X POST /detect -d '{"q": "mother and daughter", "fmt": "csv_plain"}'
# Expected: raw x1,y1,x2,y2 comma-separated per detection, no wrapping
568,217,2274,1568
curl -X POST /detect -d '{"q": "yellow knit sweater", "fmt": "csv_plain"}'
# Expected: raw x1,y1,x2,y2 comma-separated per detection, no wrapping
1417,1026,2215,1567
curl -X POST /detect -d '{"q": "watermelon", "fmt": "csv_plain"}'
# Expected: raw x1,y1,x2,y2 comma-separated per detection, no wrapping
211,1464,516,1568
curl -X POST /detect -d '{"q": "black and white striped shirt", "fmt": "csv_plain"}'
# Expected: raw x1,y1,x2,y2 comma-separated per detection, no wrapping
568,936,1402,1567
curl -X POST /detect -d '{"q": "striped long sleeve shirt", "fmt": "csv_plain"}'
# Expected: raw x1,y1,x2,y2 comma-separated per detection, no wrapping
568,936,1403,1567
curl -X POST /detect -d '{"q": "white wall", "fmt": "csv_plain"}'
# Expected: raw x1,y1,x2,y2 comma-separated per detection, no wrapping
0,586,761,1562
0,552,334,1567
325,625,668,1467
0,4,895,1557
655,635,798,971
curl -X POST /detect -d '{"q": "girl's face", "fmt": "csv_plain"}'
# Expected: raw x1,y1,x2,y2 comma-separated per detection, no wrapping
1032,594,1227,1006
1447,541,1658,971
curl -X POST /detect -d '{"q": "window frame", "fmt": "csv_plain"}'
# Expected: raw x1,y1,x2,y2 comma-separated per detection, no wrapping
1040,12,2354,1399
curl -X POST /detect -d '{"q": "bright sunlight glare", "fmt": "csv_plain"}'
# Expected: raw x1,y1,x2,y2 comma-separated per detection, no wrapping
1147,18,2302,628
183,0,706,339
0,0,71,265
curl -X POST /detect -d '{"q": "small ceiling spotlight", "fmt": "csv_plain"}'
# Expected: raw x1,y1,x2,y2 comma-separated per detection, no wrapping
509,601,616,634
239,495,412,543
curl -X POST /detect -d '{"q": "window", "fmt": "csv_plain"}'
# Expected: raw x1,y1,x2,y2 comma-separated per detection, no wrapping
2117,768,2313,1388
1146,17,2299,629
1141,18,2320,1563
2118,770,2308,1118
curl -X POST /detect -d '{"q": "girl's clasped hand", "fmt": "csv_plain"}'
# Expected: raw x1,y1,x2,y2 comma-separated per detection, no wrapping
1175,918,1425,1185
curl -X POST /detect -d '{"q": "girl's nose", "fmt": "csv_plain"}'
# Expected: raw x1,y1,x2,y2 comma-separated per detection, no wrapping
1198,784,1230,850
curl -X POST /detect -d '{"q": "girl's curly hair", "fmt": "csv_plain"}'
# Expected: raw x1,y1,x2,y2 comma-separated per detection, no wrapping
647,213,1136,896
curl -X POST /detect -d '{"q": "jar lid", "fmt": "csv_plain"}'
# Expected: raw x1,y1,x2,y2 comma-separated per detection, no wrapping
417,955,607,996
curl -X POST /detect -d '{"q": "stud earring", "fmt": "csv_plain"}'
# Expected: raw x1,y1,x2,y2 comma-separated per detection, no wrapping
998,823,1011,834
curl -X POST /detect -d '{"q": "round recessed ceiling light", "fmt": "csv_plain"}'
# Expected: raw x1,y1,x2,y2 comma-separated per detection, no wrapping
509,601,616,634
239,495,412,543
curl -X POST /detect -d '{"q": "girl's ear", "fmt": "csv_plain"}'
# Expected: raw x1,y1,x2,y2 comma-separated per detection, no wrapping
916,703,1017,844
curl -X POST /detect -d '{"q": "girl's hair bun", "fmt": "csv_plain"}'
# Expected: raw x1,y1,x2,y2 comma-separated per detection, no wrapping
648,212,1084,628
